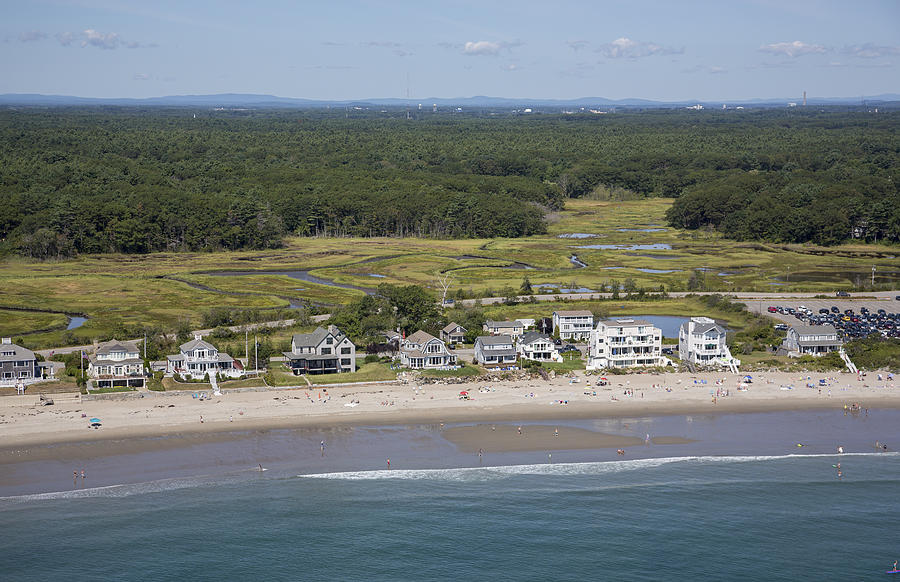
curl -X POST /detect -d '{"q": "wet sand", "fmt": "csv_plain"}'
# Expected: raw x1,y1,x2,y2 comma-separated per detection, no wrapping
441,423,694,453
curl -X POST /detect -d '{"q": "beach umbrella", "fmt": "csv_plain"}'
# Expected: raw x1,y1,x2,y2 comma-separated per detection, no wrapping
89,418,101,423
459,391,468,396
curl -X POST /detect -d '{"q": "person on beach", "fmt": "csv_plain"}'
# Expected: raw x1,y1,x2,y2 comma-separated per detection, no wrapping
200,415,203,423
386,458,391,469
838,446,843,454
81,469,85,485
517,426,522,435
554,427,559,437
73,470,78,487
258,464,263,472
320,440,326,456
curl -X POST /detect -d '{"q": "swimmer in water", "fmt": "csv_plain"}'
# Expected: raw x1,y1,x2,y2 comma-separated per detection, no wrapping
258,464,263,472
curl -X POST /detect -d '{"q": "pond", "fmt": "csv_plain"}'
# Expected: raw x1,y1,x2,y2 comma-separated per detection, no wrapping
636,268,680,274
570,255,588,268
557,233,598,239
576,243,672,251
352,273,386,278
535,284,597,293
66,316,87,330
604,314,727,338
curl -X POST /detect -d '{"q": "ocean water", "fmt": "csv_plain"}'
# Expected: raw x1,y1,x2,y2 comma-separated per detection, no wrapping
3,451,899,581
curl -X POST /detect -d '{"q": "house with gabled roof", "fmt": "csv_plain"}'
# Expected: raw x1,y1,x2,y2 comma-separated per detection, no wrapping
518,332,562,363
399,330,457,369
440,322,467,345
782,324,842,357
88,339,145,389
283,325,356,375
678,317,737,367
474,335,518,368
167,334,242,380
0,338,40,386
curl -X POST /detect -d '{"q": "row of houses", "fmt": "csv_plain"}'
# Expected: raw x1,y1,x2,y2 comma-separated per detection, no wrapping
3,314,836,389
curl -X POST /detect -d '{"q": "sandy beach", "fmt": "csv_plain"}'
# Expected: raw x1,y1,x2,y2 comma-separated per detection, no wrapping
1,369,896,454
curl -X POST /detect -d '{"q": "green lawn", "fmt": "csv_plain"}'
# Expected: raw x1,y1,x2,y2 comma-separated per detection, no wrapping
266,362,397,386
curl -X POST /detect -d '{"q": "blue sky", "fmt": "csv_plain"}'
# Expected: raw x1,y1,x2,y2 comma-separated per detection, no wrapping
2,0,898,100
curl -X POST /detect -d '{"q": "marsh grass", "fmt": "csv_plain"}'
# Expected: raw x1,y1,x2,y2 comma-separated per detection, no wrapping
2,199,896,344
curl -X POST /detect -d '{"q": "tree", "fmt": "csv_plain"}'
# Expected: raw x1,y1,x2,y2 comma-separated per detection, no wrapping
435,272,453,306
520,275,533,295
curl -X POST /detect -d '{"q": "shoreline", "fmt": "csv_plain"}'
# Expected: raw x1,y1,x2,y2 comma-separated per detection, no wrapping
1,369,897,454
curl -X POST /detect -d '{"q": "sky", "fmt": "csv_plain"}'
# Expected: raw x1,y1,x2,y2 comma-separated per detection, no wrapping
2,0,899,101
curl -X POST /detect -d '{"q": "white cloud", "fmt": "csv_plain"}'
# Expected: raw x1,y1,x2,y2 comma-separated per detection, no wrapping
462,40,521,56
759,40,826,58
19,31,47,42
83,29,121,49
597,37,681,59
464,40,501,56
843,43,900,59
52,29,149,49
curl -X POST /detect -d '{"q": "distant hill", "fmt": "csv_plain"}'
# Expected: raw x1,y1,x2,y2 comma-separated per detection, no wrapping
1,92,898,109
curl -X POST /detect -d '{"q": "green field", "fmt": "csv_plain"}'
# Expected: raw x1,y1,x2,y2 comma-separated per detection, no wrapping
1,198,897,347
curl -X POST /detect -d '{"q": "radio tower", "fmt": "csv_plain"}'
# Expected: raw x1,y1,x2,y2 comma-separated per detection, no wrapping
803,91,807,106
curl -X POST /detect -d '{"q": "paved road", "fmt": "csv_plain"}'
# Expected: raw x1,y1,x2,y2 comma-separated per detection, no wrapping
458,290,900,307
35,291,899,357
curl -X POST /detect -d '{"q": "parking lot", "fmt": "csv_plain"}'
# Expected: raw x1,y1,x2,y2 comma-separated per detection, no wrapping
745,296,900,340
745,297,900,323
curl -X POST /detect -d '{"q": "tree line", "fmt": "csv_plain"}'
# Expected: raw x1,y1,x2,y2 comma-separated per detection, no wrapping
1,106,897,257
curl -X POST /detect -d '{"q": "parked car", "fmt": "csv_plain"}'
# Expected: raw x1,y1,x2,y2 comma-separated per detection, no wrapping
560,345,579,353
768,306,777,313
836,291,850,297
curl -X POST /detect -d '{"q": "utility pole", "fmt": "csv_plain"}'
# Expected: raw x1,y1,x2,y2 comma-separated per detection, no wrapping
143,334,146,360
254,333,258,377
872,265,876,287
245,329,248,368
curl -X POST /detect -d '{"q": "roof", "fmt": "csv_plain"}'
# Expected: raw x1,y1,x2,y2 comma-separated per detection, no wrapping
477,335,514,347
692,322,724,335
554,310,593,317
405,330,439,344
95,339,140,357
484,320,523,328
292,325,349,349
521,331,551,345
180,337,217,352
599,318,655,328
442,322,466,334
791,324,837,336
0,342,36,361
